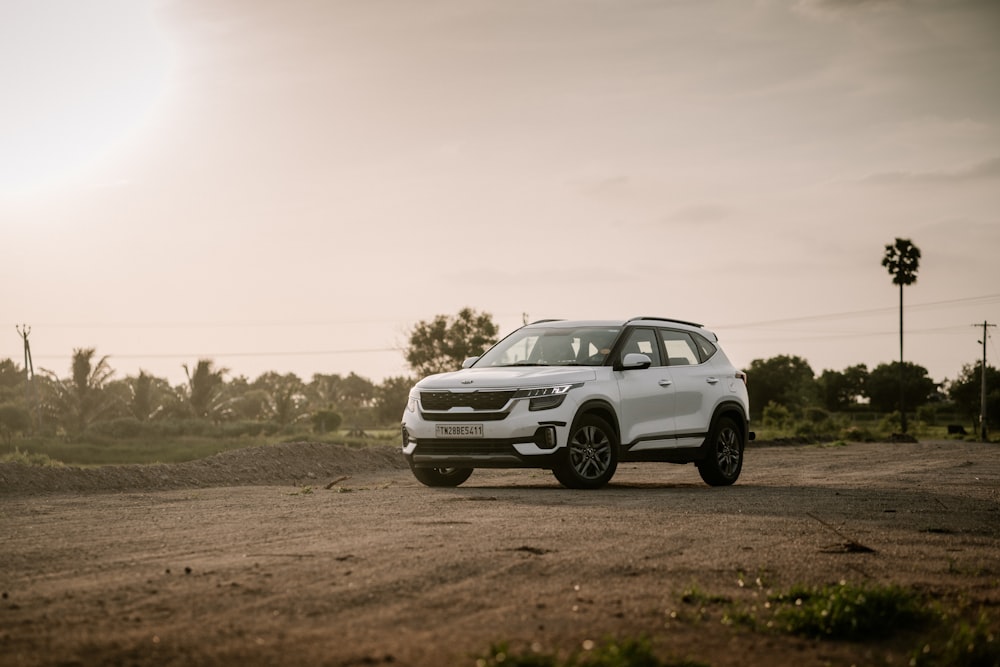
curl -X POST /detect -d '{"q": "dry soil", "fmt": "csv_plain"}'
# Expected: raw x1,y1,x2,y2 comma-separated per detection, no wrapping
1,440,998,666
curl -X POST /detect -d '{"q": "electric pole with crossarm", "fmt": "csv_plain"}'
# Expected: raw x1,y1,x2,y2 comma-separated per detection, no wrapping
976,321,996,442
16,324,41,433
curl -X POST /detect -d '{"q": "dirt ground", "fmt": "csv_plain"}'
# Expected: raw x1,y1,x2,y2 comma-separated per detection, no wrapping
1,440,998,667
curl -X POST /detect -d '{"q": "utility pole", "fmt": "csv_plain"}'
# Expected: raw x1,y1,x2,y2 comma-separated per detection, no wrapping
975,321,996,442
16,324,40,433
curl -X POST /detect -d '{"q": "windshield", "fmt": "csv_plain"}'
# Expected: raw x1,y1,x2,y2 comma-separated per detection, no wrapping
475,326,622,367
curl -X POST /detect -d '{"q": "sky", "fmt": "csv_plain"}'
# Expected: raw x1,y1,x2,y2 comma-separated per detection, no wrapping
2,0,999,390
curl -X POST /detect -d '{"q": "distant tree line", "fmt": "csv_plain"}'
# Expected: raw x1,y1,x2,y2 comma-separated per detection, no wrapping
746,354,998,432
0,350,414,442
1,307,997,442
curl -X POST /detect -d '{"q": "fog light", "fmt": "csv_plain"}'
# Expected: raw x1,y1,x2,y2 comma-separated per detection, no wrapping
533,426,557,450
401,426,409,446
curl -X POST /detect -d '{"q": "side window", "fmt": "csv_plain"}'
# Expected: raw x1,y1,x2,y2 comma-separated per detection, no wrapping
692,332,718,362
620,328,663,366
659,329,700,366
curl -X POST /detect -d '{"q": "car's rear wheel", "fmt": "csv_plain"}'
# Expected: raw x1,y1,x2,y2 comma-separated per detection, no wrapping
697,416,744,486
552,414,618,489
410,465,473,487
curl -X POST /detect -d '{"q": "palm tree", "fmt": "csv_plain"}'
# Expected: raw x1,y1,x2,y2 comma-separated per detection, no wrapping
182,359,229,420
882,238,921,433
42,348,117,434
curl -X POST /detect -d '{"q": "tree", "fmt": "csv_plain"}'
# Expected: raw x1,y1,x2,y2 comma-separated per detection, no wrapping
745,355,818,419
0,403,31,446
948,362,1000,430
252,372,308,427
41,348,117,434
405,308,499,376
865,362,938,414
183,359,229,420
120,371,173,422
818,364,868,412
311,409,342,434
0,358,23,403
882,237,921,431
374,375,413,425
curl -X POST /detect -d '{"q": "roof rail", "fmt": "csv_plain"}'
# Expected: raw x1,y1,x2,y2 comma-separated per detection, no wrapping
627,316,703,328
527,319,564,325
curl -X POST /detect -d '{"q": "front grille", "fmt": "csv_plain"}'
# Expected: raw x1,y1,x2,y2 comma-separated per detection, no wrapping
423,411,509,421
420,390,515,411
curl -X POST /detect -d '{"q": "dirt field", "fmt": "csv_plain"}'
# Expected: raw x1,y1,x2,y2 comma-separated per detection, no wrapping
1,440,998,667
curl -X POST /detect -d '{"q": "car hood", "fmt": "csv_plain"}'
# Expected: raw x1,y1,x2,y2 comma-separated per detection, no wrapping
415,366,597,390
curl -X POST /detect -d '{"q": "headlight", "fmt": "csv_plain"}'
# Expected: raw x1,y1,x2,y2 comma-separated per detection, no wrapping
406,391,418,413
514,384,581,411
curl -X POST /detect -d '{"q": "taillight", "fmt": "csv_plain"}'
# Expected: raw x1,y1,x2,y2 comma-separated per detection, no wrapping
736,371,748,386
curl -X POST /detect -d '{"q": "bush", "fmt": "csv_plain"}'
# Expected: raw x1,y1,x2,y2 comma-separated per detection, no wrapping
762,402,793,430
311,410,343,434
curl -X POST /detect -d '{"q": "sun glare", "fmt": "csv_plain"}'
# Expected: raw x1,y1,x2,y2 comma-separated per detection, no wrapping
0,0,171,197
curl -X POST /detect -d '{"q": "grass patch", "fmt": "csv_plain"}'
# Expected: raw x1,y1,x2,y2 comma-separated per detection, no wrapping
0,447,65,467
769,581,929,640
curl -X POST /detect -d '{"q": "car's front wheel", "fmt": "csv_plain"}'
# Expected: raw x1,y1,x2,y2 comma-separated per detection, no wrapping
552,414,618,489
697,416,744,486
410,465,474,488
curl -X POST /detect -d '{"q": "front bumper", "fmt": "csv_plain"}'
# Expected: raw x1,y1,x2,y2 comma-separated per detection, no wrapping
401,400,573,469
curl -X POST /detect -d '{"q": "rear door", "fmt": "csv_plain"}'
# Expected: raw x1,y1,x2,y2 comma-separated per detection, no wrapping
659,328,727,445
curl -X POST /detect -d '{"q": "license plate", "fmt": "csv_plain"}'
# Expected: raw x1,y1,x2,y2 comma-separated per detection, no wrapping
435,424,484,438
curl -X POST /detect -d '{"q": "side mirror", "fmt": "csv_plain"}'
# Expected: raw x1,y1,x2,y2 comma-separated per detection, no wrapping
620,353,652,370
461,357,480,369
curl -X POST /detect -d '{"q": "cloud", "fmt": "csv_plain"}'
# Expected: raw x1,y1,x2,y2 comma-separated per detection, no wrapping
859,156,1000,186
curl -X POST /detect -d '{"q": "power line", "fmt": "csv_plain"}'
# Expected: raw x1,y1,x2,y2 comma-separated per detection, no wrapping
717,293,1000,329
7,295,999,332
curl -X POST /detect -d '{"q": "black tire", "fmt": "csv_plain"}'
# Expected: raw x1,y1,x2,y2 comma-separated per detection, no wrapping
697,416,744,486
552,414,618,489
410,465,473,488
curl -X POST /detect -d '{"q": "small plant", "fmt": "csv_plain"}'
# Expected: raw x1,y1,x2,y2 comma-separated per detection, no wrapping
770,581,929,640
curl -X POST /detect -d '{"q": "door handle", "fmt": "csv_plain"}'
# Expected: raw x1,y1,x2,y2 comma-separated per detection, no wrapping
658,379,673,387
706,377,719,384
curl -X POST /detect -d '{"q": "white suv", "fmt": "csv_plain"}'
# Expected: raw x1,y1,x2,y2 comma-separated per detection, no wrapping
401,317,753,489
